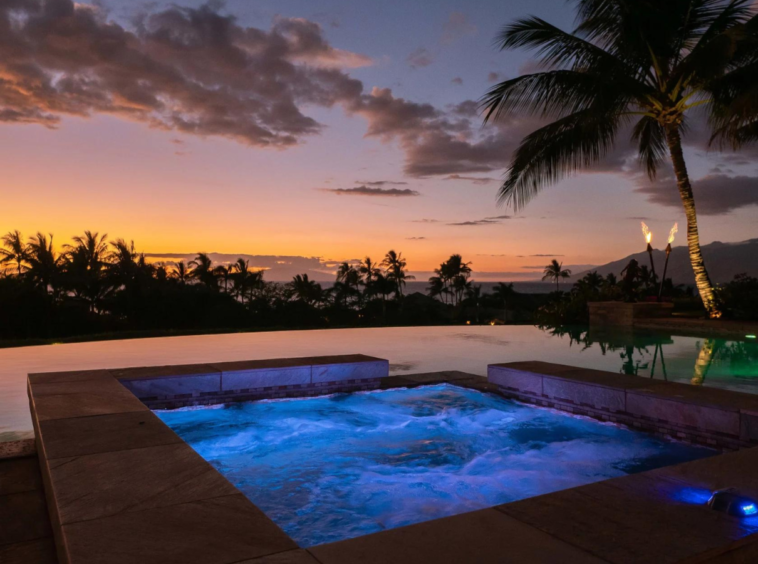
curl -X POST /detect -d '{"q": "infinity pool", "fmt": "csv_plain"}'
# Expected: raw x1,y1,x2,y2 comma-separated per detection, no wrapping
157,384,713,546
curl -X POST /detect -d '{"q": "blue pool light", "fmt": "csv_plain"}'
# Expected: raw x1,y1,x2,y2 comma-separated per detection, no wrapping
708,489,758,517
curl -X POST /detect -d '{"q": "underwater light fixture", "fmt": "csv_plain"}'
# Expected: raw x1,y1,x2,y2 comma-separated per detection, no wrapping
747,335,757,339
707,489,758,517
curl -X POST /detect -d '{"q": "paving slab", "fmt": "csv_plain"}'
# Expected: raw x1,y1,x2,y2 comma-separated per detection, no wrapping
0,489,53,546
28,370,113,385
497,470,758,564
0,456,42,495
29,384,148,422
109,363,222,381
310,508,608,564
37,411,184,460
649,445,758,499
45,442,239,525
61,494,297,564
0,538,58,564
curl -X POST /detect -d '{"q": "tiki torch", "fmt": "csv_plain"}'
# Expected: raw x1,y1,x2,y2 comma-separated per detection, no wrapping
658,223,678,299
641,222,658,283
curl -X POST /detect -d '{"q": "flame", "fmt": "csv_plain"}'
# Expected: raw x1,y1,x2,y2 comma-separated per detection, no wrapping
641,222,652,244
667,223,678,245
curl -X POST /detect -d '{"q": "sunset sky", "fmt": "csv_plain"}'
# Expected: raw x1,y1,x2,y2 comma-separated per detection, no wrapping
1,0,757,281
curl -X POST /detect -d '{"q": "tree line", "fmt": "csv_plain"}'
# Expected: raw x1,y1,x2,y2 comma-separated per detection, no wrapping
0,230,540,343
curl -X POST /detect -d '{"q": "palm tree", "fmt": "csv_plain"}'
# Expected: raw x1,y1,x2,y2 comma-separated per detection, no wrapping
0,230,29,275
214,265,231,293
373,273,396,321
483,0,758,318
493,282,516,322
189,253,217,289
334,262,361,307
62,231,110,311
289,273,323,306
172,261,190,284
26,233,62,296
382,250,415,298
542,259,572,291
108,239,139,289
359,257,381,298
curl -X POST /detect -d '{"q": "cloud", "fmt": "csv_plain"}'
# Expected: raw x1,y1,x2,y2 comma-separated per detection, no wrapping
412,219,440,223
356,180,408,186
451,77,463,85
319,186,421,197
450,100,479,117
635,174,758,215
444,174,498,185
518,60,544,75
529,254,565,257
406,237,427,240
0,1,368,147
447,215,509,226
407,47,433,68
487,72,504,83
441,12,476,44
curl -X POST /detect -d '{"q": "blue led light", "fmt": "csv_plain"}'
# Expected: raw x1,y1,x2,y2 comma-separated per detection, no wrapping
742,504,758,516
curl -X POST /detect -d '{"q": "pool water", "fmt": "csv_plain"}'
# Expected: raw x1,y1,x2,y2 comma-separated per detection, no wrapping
156,384,713,547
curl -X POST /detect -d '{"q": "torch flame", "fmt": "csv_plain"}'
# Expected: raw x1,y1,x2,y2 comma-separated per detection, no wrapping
667,223,678,245
641,222,652,244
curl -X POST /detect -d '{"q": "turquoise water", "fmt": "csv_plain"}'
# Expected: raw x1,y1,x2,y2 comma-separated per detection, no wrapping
157,384,713,546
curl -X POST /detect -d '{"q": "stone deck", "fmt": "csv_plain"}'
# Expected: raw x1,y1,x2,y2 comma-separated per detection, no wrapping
0,455,58,564
21,356,758,563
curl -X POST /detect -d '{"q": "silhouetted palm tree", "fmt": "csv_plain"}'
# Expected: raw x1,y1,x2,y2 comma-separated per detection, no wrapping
108,239,139,289
289,274,323,306
359,257,381,298
189,253,217,289
382,250,415,298
63,231,110,311
26,233,62,296
483,0,758,317
335,262,361,307
493,282,516,321
373,273,396,321
542,259,572,291
171,261,190,285
0,230,29,275
214,265,231,293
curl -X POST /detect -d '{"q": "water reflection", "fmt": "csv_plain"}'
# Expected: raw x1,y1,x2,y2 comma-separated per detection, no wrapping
541,325,758,386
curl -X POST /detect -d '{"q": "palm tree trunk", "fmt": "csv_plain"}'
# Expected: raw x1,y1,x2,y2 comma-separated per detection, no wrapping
664,125,721,318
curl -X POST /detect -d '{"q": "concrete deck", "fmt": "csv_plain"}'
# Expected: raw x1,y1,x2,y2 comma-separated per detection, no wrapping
20,357,758,563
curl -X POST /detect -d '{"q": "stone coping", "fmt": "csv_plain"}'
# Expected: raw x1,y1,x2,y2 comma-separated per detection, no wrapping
26,354,389,564
23,357,758,563
489,361,758,450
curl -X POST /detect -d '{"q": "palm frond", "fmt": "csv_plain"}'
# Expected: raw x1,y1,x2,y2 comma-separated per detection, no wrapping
496,16,636,76
482,71,618,122
499,108,623,210
632,116,667,178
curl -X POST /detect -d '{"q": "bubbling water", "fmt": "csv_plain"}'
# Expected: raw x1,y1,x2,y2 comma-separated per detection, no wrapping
156,384,712,547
